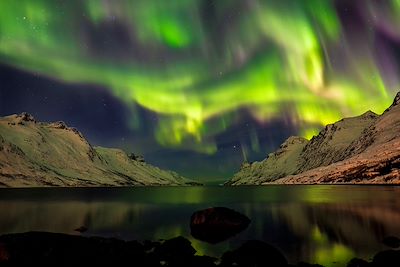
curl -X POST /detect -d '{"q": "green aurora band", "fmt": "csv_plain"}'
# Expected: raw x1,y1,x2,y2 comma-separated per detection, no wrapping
0,0,399,154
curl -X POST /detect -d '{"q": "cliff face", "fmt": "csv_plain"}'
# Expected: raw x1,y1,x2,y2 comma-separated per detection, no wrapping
0,113,191,187
228,92,400,185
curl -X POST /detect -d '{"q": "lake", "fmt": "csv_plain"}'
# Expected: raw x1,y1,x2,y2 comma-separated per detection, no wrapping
1,185,399,266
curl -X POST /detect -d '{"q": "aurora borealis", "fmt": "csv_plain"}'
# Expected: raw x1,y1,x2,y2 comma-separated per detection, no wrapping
0,0,399,180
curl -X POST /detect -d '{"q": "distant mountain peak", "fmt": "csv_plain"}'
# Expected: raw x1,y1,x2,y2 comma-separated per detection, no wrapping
49,121,68,129
392,91,400,107
16,112,36,123
283,136,308,145
273,136,308,155
360,110,378,118
384,91,400,113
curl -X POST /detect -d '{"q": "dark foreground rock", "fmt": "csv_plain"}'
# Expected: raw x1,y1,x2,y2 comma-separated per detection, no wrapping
0,232,215,267
382,236,400,248
221,240,287,267
372,250,400,267
190,207,251,244
0,232,400,266
0,232,145,266
346,258,370,267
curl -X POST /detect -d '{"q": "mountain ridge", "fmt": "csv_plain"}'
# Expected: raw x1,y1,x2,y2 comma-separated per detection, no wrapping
227,92,400,185
0,113,195,187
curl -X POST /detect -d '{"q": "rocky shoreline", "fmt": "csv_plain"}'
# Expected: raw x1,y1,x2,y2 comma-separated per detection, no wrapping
0,231,399,266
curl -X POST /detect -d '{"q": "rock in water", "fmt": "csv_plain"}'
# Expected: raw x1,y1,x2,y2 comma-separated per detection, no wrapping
220,240,287,267
74,226,88,233
0,242,9,262
154,236,196,265
373,250,400,267
346,258,370,267
190,207,250,244
297,262,325,267
382,236,400,248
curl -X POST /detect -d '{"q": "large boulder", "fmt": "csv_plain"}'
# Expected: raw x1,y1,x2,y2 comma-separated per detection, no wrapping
190,207,250,244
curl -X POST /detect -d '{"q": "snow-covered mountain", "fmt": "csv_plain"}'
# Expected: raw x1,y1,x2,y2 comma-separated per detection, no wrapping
227,92,400,185
0,113,192,187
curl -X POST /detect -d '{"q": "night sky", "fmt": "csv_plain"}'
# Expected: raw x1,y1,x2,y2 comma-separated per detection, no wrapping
0,0,399,181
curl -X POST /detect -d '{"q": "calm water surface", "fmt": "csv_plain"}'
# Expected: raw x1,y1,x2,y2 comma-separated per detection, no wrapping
1,185,400,266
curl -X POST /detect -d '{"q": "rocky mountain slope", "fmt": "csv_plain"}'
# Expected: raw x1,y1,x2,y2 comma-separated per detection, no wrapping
0,113,192,187
227,92,400,185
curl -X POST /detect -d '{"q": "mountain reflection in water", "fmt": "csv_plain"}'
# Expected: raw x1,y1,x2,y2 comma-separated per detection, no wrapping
0,186,399,266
